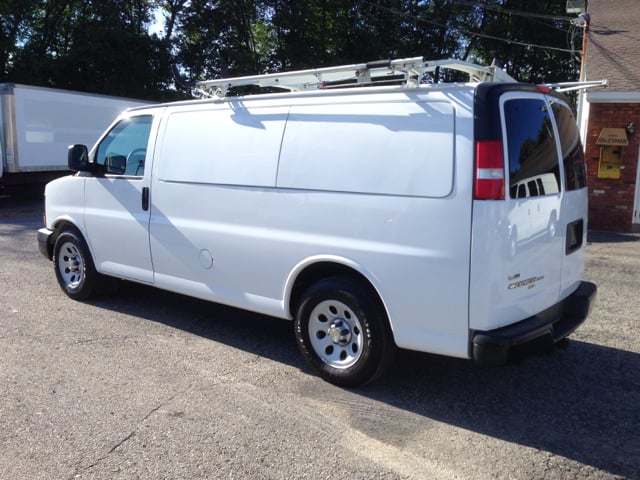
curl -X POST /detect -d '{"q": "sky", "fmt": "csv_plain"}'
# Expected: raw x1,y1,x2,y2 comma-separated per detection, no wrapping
149,8,165,37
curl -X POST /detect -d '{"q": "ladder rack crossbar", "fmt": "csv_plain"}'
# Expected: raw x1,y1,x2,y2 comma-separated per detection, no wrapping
189,57,517,98
541,79,608,92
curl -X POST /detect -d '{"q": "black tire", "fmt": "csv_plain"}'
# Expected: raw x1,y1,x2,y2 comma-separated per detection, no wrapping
53,228,99,300
294,276,395,387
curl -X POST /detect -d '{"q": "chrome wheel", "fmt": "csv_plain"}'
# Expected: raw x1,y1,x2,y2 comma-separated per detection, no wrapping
295,276,396,386
53,228,100,300
57,240,85,289
308,299,364,369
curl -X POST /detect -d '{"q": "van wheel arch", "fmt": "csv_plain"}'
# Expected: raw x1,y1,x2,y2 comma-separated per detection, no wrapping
289,263,396,386
50,222,117,298
43,221,81,259
52,220,81,239
289,262,387,321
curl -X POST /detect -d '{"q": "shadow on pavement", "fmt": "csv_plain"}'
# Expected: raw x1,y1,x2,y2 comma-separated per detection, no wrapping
0,186,44,218
588,230,640,243
363,343,638,478
87,281,639,479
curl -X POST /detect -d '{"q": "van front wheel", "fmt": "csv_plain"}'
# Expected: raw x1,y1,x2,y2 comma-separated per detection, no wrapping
53,229,99,301
294,277,395,387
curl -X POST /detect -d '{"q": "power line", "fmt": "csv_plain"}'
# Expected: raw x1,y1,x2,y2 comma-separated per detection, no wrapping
362,1,574,54
456,1,573,35
453,0,574,22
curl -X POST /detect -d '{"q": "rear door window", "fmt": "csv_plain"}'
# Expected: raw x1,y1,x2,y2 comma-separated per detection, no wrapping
551,102,586,191
504,98,560,198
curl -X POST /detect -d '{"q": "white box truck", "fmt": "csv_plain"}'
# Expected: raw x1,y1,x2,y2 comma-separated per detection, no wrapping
0,83,149,190
37,58,597,386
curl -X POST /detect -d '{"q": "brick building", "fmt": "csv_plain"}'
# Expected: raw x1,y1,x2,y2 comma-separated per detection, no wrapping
579,0,640,231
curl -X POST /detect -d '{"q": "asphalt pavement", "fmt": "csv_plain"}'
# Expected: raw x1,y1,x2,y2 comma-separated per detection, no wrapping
0,193,638,480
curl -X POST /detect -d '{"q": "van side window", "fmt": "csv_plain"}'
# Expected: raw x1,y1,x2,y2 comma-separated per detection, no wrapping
551,103,586,191
95,115,152,177
504,99,560,198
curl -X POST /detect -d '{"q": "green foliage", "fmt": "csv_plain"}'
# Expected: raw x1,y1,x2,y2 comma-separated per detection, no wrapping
1,0,582,100
461,0,581,83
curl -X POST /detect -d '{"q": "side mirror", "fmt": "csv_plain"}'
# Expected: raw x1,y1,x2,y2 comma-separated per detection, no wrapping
68,144,90,171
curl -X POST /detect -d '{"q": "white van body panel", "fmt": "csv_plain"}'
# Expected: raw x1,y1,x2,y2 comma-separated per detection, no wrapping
150,186,474,357
559,187,587,296
40,174,86,234
277,100,455,197
83,174,154,282
147,89,475,358
157,104,287,187
469,198,563,331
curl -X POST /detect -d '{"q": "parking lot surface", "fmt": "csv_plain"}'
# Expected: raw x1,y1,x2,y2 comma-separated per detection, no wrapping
1,195,638,479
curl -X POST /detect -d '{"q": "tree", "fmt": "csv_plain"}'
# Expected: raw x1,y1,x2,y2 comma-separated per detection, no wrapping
2,0,582,100
459,0,581,83
175,0,267,81
5,0,175,100
0,0,40,79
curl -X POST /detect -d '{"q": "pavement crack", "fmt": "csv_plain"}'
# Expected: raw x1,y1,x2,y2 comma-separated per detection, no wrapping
141,402,164,423
107,431,135,454
107,401,168,455
70,335,135,346
75,389,186,475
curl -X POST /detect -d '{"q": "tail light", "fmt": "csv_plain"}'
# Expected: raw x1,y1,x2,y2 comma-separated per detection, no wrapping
474,139,505,200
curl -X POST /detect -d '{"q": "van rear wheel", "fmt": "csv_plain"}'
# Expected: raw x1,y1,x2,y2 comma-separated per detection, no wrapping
294,276,395,387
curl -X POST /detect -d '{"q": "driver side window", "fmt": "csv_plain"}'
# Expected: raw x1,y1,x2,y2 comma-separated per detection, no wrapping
96,115,152,176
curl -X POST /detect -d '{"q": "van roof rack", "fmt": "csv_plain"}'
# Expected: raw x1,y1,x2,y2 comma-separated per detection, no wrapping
540,79,608,93
179,56,517,99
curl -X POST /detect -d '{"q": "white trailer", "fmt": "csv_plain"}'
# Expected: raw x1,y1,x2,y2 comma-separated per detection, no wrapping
0,83,149,189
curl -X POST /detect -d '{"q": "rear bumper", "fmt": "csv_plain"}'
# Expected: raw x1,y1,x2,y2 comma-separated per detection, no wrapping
472,281,597,365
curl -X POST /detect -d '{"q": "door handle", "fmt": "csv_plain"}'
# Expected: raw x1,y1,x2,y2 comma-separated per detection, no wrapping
142,187,149,211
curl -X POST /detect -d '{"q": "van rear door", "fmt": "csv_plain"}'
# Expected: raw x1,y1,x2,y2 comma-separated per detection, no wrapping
500,92,564,324
548,99,588,297
469,87,587,333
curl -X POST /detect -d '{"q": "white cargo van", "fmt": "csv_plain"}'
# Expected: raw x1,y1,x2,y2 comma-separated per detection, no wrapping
38,58,596,386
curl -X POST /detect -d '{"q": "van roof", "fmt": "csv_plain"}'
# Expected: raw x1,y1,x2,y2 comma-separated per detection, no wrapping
131,81,488,111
